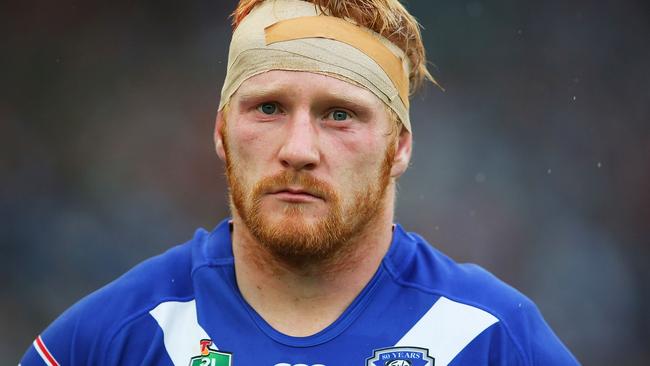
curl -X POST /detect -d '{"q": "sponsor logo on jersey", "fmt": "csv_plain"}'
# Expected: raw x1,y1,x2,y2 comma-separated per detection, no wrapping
366,346,435,366
189,339,232,366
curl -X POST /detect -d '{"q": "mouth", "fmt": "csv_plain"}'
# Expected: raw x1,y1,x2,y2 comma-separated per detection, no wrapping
268,187,323,203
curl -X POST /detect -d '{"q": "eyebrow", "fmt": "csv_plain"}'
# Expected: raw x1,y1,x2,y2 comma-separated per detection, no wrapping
235,86,286,105
312,94,374,115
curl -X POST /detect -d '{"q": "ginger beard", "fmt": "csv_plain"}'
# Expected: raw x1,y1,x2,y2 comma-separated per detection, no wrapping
222,124,397,265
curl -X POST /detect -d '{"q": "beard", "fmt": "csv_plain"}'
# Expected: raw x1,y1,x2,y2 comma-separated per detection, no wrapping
224,138,395,266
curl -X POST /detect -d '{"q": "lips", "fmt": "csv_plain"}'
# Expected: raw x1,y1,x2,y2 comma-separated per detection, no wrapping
269,187,323,202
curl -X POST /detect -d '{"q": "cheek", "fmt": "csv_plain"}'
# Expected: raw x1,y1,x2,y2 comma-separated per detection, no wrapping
331,126,385,156
328,132,388,185
227,122,270,170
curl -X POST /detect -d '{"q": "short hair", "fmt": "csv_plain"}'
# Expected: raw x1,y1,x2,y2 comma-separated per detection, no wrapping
231,0,434,95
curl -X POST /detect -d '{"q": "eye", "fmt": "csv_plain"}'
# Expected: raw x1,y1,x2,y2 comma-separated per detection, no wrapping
257,102,278,115
328,109,350,122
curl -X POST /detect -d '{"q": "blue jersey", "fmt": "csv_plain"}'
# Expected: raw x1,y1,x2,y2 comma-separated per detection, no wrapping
21,219,579,365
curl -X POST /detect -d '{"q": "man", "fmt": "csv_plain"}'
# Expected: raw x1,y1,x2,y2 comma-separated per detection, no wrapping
21,0,579,365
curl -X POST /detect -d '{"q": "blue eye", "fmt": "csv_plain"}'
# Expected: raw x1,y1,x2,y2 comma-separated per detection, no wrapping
330,110,349,121
258,103,277,115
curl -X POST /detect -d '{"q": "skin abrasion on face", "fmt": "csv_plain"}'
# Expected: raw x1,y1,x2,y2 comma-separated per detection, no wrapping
221,112,398,267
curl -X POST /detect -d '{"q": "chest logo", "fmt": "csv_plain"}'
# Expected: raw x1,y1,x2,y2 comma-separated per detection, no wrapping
366,347,435,366
189,339,232,366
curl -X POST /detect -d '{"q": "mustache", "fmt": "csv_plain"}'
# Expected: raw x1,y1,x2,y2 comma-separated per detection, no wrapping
252,171,336,201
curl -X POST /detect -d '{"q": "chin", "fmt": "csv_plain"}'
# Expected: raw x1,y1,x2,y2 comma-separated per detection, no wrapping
264,209,322,235
266,200,326,222
250,208,344,263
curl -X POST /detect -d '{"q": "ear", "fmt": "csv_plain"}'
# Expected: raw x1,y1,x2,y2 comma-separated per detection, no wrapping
390,128,412,178
214,110,226,162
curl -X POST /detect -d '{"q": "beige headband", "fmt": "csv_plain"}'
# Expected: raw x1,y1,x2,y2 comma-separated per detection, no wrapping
219,0,413,132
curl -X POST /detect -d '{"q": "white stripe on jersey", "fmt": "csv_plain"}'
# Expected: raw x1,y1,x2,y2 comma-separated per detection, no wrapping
395,296,499,366
33,336,60,366
33,343,50,366
150,300,213,366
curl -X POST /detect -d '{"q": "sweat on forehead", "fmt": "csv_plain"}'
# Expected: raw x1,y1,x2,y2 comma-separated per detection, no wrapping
218,0,413,132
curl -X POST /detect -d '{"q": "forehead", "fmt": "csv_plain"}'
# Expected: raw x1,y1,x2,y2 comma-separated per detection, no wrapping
232,70,386,111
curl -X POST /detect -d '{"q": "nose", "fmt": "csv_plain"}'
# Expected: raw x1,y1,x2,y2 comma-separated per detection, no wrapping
277,111,320,171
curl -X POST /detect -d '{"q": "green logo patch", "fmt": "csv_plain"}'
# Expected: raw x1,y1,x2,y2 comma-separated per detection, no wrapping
189,339,232,366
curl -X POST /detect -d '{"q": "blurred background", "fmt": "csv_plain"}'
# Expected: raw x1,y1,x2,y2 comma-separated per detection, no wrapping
1,0,648,364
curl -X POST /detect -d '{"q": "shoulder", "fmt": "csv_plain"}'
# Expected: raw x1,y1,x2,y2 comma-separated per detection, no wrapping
385,226,579,365
82,227,208,319
385,228,531,318
21,228,212,366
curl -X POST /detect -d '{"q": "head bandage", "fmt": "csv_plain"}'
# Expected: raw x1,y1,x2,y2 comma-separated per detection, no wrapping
219,0,413,132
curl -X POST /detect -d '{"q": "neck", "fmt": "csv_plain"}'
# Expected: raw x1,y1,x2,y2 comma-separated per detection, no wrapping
231,187,396,337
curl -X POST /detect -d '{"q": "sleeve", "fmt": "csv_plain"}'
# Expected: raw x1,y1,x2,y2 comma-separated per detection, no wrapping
19,294,110,366
19,240,197,366
19,301,178,366
20,284,120,366
20,335,58,366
